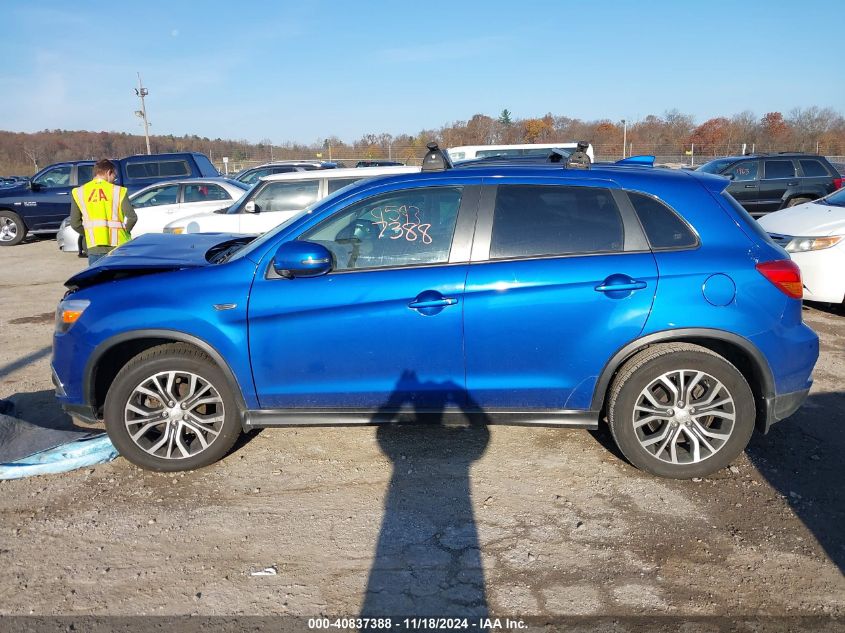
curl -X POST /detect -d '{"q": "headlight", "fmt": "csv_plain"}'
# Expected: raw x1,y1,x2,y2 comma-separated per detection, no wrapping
785,235,843,253
164,227,184,234
55,299,90,333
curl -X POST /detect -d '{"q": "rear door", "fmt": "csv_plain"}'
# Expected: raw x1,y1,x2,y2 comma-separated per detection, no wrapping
758,159,798,214
181,182,236,216
463,180,658,412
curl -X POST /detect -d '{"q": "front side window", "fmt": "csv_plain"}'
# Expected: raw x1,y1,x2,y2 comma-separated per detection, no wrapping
252,180,319,213
799,159,830,177
764,160,796,179
33,165,71,188
628,192,697,249
490,185,624,259
300,187,462,271
724,160,758,182
132,184,179,208
183,183,231,203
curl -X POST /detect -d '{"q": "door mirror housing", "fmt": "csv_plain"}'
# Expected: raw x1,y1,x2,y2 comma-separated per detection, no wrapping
244,200,257,213
28,181,41,191
272,241,332,279
724,173,735,181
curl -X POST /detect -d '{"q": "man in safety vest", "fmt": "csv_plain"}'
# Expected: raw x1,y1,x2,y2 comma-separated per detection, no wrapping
70,159,137,265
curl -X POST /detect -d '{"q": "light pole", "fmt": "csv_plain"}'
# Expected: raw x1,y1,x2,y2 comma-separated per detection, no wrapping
134,72,151,155
621,119,627,159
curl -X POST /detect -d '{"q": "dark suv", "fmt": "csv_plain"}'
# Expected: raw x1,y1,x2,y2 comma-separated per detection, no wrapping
697,153,843,217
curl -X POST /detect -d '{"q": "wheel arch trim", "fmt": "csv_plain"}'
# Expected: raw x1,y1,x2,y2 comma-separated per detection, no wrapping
84,329,249,415
590,328,776,412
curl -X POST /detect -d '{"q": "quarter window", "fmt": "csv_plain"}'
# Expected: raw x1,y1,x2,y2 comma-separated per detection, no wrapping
799,160,830,177
489,185,624,259
628,192,697,249
763,160,796,179
301,187,462,271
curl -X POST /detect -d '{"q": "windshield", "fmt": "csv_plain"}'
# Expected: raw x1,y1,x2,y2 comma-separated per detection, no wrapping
697,158,738,174
227,181,363,263
822,188,845,207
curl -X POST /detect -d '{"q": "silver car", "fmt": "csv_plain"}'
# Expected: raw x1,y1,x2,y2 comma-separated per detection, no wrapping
57,177,249,253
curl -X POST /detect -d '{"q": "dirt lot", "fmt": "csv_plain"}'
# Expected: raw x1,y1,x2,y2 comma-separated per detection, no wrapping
0,238,843,622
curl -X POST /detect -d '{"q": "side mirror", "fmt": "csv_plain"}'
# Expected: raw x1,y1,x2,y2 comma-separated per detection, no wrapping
272,241,332,279
244,200,257,213
28,181,40,191
725,173,735,181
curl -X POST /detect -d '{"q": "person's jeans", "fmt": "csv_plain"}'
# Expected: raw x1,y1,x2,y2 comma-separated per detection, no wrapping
87,252,106,266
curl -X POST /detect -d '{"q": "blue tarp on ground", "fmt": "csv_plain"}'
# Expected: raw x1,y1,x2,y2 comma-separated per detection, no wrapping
0,406,118,479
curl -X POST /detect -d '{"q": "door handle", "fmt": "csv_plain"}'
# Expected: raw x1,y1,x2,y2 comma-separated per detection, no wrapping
744,184,756,188
57,191,69,195
595,280,647,293
787,181,799,186
408,297,458,309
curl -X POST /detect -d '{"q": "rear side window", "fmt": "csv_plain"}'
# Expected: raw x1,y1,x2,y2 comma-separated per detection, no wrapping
253,180,320,212
490,185,624,259
77,164,94,184
763,160,795,179
799,159,830,177
327,177,362,194
126,160,191,179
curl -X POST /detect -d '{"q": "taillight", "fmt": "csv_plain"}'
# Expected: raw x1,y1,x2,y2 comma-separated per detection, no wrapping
833,177,843,190
756,260,802,299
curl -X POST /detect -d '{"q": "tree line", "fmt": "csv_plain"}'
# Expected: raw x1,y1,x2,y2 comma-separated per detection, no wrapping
1,106,843,175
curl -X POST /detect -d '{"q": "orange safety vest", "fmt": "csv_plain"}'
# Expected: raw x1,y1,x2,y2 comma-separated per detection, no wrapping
71,178,131,248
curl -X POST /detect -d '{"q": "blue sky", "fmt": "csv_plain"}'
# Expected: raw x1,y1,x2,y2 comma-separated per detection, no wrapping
2,0,843,144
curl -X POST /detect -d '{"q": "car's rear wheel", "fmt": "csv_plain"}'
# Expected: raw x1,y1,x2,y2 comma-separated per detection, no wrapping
104,343,242,471
786,196,813,208
607,343,755,479
0,210,26,246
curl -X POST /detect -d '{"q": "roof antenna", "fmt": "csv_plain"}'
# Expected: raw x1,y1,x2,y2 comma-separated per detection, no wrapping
421,142,454,172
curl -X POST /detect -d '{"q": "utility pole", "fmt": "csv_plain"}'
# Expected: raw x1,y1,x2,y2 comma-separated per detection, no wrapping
621,119,627,159
134,72,151,155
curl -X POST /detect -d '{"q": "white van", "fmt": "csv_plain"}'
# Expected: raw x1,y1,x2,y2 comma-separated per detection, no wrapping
447,143,594,163
164,165,419,235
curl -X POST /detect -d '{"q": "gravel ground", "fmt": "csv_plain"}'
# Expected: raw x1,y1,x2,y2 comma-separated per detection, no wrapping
0,238,843,622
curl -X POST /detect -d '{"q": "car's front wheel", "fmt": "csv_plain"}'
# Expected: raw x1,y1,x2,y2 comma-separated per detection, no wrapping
607,343,755,479
104,343,242,471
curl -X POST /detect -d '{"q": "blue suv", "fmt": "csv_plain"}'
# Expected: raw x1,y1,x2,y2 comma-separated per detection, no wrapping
52,146,819,479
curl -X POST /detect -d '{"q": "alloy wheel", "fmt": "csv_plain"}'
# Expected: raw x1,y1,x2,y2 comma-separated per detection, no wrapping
632,369,736,465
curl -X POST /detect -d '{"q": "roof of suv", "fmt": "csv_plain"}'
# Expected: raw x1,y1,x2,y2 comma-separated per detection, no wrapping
260,166,419,182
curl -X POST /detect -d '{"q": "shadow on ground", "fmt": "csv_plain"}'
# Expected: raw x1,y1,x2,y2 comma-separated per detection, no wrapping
747,390,845,574
360,371,491,624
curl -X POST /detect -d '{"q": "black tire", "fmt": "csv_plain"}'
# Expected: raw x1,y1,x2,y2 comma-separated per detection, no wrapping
0,210,27,246
104,343,242,471
77,234,87,258
607,343,755,479
786,196,812,208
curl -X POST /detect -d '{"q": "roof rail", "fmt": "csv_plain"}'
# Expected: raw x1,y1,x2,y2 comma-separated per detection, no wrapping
563,141,591,169
614,155,655,167
421,142,454,172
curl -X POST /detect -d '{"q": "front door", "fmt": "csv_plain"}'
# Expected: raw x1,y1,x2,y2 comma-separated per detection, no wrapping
464,182,658,411
723,159,761,215
130,183,181,236
21,164,74,231
248,184,474,411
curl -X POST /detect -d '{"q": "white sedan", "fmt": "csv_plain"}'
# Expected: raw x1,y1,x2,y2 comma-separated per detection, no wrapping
758,188,845,304
57,177,249,253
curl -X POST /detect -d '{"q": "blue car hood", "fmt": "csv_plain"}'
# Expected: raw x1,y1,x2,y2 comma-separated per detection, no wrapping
65,233,255,290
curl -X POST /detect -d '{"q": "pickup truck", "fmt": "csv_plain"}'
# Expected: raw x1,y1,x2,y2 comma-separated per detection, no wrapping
0,152,219,246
